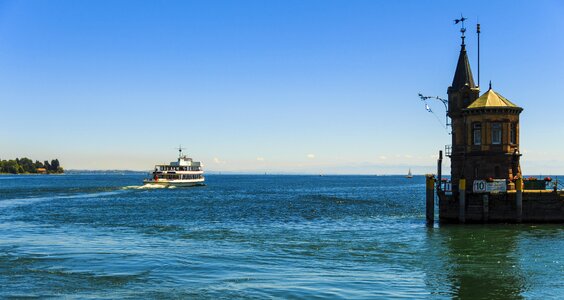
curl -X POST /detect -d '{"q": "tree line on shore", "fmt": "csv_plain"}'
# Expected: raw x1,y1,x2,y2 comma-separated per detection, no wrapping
0,158,64,174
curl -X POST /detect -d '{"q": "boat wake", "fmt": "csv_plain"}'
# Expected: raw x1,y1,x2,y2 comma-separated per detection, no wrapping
122,184,177,190
1,184,179,210
0,190,127,209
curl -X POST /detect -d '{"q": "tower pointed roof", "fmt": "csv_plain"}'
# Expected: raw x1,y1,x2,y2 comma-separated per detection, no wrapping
451,45,476,90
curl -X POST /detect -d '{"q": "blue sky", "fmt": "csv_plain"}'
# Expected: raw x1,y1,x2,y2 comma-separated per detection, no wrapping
1,0,563,174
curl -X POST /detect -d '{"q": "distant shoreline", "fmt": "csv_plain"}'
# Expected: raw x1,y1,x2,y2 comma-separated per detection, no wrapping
0,158,63,174
58,170,426,176
3,171,560,177
65,169,146,173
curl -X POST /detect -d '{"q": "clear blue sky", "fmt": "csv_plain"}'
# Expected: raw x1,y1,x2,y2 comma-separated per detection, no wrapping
1,0,563,174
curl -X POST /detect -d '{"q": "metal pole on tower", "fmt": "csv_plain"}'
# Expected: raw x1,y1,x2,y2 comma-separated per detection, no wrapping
477,23,481,87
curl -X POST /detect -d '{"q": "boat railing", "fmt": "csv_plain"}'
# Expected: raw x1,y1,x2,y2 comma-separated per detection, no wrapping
157,166,202,172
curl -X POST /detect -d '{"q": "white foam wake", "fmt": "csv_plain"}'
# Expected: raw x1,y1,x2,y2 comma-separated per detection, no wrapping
122,184,176,190
0,190,127,209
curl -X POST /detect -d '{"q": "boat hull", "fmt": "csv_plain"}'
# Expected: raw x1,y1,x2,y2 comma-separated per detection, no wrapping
142,179,205,187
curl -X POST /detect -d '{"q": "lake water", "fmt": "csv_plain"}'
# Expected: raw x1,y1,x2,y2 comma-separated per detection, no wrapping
1,174,562,299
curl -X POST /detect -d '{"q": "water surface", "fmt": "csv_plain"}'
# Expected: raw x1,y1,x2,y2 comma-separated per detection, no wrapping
1,174,562,298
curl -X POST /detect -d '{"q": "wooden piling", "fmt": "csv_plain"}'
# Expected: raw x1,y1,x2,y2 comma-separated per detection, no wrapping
437,151,443,187
426,175,435,226
459,179,466,223
516,177,523,222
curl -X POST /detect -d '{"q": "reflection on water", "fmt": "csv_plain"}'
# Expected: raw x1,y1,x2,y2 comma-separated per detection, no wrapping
442,226,523,299
425,224,563,299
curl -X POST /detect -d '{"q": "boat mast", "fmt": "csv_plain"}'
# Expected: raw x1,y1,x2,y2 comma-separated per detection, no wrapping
177,145,185,158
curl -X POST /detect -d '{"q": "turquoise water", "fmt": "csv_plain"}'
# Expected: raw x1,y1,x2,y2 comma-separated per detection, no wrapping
0,174,562,299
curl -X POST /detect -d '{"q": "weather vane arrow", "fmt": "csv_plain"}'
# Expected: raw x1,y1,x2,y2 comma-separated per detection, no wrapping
454,14,467,45
454,16,467,24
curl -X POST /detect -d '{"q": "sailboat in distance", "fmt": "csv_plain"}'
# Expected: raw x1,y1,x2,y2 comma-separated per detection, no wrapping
406,169,413,179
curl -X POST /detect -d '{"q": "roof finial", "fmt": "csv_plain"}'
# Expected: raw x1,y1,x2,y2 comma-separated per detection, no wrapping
454,14,467,47
489,80,492,90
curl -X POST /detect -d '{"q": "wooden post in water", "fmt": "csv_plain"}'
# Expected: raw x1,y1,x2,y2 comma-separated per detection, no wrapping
516,177,523,222
482,194,489,222
459,178,466,223
426,175,435,226
437,151,443,188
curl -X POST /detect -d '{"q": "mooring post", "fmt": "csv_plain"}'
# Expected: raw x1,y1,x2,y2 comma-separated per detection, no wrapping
482,194,489,222
516,177,523,222
426,175,435,226
437,151,443,188
459,178,466,223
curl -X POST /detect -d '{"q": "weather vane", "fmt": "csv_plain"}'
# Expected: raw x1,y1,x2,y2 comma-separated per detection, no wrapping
454,15,467,45
417,15,475,134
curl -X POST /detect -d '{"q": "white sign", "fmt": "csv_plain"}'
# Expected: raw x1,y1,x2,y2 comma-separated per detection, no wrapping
473,179,507,193
473,180,487,193
487,179,507,193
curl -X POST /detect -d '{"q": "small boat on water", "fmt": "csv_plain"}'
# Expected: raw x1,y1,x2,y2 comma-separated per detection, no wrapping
143,148,205,187
406,169,413,178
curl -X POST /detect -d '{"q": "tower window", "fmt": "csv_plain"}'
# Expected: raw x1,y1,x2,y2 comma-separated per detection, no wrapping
510,123,517,144
473,123,482,145
492,123,502,145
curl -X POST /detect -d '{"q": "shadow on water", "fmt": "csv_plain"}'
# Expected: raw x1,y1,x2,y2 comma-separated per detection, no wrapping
425,225,527,300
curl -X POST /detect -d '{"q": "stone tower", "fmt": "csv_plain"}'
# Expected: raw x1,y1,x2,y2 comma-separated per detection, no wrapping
447,37,523,191
447,39,480,190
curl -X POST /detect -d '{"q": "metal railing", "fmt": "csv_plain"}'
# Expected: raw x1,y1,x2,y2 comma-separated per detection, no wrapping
445,145,452,156
445,144,519,156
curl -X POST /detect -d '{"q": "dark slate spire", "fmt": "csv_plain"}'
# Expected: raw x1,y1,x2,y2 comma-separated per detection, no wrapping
451,44,476,89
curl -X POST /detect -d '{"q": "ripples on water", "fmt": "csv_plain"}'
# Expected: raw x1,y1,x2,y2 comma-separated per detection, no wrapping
0,174,562,298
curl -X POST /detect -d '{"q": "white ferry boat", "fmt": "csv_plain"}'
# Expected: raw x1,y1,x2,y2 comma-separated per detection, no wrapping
143,148,205,187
